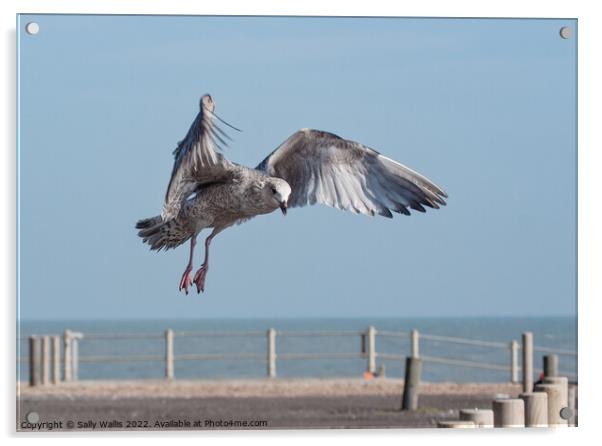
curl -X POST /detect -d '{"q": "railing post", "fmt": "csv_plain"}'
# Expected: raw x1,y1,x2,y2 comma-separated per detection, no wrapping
71,334,82,381
63,330,72,382
52,335,60,384
29,336,41,387
522,332,533,393
510,340,519,383
411,329,420,358
165,329,174,380
267,328,276,378
41,336,50,385
367,326,376,374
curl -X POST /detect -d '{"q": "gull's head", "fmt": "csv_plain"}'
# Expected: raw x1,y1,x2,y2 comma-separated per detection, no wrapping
200,94,215,112
265,178,292,216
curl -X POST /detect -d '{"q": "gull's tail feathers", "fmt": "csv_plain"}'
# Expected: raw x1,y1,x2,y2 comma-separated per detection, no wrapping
135,215,190,251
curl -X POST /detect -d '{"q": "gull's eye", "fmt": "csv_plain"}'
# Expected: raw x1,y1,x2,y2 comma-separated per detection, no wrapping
271,187,277,194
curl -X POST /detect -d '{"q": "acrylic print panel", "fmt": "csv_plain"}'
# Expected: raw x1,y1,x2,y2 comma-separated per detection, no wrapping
17,15,577,431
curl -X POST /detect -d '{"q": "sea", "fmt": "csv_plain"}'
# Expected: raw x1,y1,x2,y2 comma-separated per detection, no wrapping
17,317,577,383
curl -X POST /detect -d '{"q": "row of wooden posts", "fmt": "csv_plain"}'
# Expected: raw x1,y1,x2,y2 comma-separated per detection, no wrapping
435,333,577,428
436,375,577,428
27,330,83,386
25,328,572,389
26,328,576,428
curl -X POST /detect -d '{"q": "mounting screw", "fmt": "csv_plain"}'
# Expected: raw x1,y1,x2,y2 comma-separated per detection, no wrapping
559,26,571,39
559,406,573,420
25,22,40,35
26,411,40,423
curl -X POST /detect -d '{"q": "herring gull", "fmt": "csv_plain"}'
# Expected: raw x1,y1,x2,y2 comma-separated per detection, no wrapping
136,94,447,294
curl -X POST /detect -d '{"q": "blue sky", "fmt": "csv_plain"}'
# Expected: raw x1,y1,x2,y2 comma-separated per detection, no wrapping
17,15,576,319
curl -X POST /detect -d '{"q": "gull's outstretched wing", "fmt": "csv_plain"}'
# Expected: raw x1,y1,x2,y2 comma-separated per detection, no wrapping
162,94,236,219
256,129,447,217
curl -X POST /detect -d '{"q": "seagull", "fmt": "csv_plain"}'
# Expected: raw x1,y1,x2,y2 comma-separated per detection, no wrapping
136,94,447,294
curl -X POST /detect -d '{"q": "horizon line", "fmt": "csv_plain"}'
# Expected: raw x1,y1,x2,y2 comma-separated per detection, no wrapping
18,314,577,323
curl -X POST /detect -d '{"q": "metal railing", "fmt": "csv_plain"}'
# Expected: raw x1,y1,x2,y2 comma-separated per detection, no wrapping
19,327,577,386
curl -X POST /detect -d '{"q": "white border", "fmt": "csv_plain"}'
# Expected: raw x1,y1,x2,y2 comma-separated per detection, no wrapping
3,1,600,445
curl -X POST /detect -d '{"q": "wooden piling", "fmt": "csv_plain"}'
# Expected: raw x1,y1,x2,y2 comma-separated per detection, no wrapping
41,336,50,385
543,376,569,406
267,328,276,378
493,398,525,427
568,384,577,427
63,330,72,382
522,332,533,393
543,354,559,378
510,340,519,383
459,408,494,427
520,392,548,427
535,382,568,427
29,336,41,387
165,329,174,380
367,326,376,374
72,337,80,381
437,420,476,428
401,357,422,410
52,335,60,384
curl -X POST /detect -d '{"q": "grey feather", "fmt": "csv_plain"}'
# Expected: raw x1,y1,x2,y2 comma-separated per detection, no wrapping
162,94,235,220
137,96,447,272
256,128,447,218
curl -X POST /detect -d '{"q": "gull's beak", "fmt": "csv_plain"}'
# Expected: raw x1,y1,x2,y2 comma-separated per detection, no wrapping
280,201,288,216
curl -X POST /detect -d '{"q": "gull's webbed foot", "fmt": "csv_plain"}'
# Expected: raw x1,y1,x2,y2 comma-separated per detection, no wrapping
193,264,209,293
179,265,193,295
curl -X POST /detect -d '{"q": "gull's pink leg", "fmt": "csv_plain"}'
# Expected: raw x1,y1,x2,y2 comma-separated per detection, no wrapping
179,236,196,294
193,231,216,293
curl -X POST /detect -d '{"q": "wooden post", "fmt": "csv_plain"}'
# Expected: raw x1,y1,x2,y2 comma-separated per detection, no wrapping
367,326,376,374
492,398,525,427
401,357,422,410
544,376,568,405
520,392,548,427
535,382,567,427
437,420,476,428
568,384,577,427
510,340,519,383
71,336,80,381
63,330,72,382
52,335,60,384
459,408,494,427
29,336,41,387
267,328,276,378
41,336,50,385
165,329,174,380
543,354,559,378
522,332,533,393
410,329,419,358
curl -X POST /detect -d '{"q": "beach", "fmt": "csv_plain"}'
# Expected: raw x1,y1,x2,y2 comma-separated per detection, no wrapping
17,379,521,430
